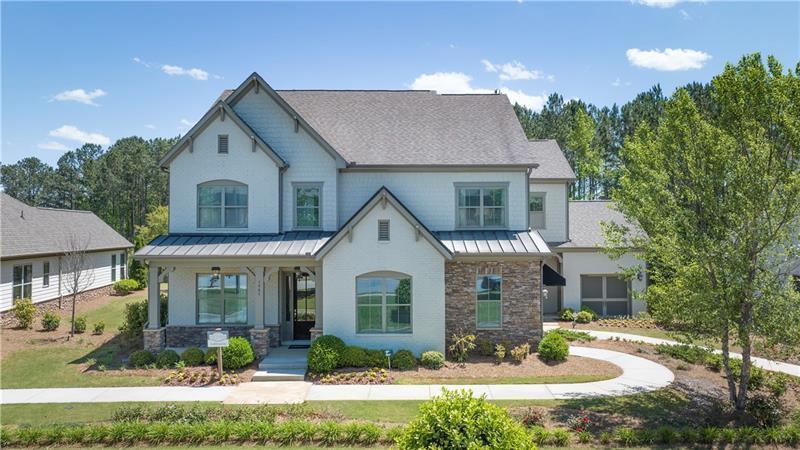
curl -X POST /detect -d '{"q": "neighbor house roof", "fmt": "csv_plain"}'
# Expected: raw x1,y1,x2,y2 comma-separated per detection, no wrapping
1,193,133,259
528,140,576,180
135,232,333,259
217,75,540,167
556,201,643,249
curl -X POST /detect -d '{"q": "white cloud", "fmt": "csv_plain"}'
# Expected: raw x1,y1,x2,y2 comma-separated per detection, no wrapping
481,59,543,81
633,0,680,8
180,119,193,126
37,141,70,151
410,72,546,110
132,56,151,68
161,64,209,80
49,125,110,145
51,88,107,106
626,48,711,71
679,9,691,19
144,124,156,130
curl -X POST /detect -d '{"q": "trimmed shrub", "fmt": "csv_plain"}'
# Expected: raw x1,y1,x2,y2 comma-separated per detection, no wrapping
510,343,530,364
120,297,168,341
221,337,255,370
181,347,206,367
580,305,599,321
339,346,368,368
113,279,140,295
559,308,575,321
538,332,569,362
308,345,338,374
391,350,418,371
156,350,180,368
477,339,494,356
73,315,87,334
129,350,155,368
575,310,593,324
365,349,388,368
448,331,476,363
41,311,61,331
396,389,535,449
420,351,445,370
546,328,596,342
12,298,36,329
313,335,346,356
93,321,106,335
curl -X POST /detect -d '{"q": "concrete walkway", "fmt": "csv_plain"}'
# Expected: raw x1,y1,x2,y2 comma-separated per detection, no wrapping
545,324,800,377
0,346,673,405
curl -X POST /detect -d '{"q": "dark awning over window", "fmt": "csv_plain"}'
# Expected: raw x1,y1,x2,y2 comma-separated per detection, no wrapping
543,264,566,286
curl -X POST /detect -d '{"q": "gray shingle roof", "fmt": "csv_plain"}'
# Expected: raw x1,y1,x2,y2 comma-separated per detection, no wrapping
222,88,539,167
436,230,551,256
135,232,333,259
556,201,643,249
528,140,576,180
1,193,132,259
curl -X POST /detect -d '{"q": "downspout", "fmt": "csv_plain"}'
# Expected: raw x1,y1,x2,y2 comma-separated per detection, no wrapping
525,168,532,230
278,167,286,232
58,256,63,309
565,181,570,242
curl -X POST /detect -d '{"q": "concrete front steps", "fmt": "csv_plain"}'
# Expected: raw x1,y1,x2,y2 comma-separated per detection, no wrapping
252,345,309,382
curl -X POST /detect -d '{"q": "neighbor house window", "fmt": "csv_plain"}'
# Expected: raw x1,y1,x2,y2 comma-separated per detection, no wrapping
294,183,321,229
43,262,50,288
12,264,32,301
456,185,507,228
356,274,411,333
111,254,117,282
529,192,546,229
476,274,502,328
119,253,126,279
217,135,229,154
197,273,248,324
197,181,248,228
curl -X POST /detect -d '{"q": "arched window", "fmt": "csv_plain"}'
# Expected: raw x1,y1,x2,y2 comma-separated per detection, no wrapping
356,272,412,334
197,180,248,228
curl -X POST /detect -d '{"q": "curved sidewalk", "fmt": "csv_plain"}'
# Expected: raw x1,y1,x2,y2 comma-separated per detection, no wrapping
0,346,674,405
557,326,800,377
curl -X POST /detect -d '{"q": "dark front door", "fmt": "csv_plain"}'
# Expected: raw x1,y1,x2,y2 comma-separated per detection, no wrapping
293,273,316,340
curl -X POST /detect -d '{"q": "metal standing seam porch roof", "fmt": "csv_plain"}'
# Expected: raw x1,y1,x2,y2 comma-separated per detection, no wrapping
434,230,551,256
135,232,333,259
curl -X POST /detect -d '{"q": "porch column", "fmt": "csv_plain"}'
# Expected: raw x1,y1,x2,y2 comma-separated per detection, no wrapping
310,264,323,341
143,263,165,352
248,267,270,358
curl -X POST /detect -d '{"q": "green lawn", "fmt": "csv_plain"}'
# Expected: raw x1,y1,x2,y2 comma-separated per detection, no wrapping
566,323,677,341
0,297,160,389
394,374,615,385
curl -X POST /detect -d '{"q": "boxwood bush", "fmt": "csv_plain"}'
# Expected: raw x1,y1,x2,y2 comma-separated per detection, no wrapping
221,337,255,370
396,389,535,449
420,351,445,370
113,279,140,295
12,298,36,329
155,349,180,368
129,350,155,368
365,349,388,368
180,347,206,366
72,315,87,334
41,311,60,331
339,346,368,368
308,345,338,374
391,349,417,371
575,310,593,324
559,308,575,321
537,332,569,362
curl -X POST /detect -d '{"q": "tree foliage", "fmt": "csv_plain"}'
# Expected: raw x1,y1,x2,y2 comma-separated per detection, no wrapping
607,53,800,412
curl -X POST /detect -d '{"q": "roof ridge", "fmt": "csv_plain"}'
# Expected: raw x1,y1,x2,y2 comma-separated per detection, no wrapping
276,89,435,93
35,206,94,214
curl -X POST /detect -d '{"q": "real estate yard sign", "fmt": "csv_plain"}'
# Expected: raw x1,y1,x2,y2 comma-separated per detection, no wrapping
207,330,229,378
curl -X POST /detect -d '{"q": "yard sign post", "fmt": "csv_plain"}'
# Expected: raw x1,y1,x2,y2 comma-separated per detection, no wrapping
207,329,229,378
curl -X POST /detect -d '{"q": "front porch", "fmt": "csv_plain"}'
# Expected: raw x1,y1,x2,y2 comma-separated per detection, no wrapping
141,261,324,359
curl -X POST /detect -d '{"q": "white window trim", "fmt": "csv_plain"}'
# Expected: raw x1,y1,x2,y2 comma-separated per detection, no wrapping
42,261,50,288
580,274,631,316
454,182,510,230
197,180,249,229
355,273,413,335
529,192,546,229
196,272,249,325
476,274,502,330
12,264,33,302
293,182,323,230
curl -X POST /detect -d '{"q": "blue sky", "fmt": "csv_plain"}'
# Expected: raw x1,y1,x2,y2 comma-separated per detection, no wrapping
2,1,798,165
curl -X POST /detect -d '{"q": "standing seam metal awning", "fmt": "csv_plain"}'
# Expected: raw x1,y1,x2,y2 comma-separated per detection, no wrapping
134,232,334,259
434,230,551,256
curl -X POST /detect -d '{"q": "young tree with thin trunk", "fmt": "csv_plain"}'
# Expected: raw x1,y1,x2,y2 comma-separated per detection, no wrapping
62,234,95,337
606,54,800,414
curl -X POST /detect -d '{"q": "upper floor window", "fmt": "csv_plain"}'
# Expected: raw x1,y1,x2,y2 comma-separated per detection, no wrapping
529,192,546,229
197,181,248,228
456,185,507,229
217,135,229,154
13,264,32,301
356,274,412,334
294,183,322,229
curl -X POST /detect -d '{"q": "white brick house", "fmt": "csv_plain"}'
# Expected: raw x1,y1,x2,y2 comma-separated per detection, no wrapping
135,73,645,356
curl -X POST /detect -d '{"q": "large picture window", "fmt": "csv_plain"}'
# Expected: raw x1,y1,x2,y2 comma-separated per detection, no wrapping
356,274,411,334
476,274,502,328
197,181,248,228
294,183,322,229
197,273,248,324
13,264,32,301
456,185,507,229
580,275,630,317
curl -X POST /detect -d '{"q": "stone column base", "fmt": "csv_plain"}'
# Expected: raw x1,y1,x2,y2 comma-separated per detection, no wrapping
310,327,323,342
143,327,166,352
249,328,270,358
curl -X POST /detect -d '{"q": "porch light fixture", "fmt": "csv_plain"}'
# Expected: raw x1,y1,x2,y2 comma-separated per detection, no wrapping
211,266,221,277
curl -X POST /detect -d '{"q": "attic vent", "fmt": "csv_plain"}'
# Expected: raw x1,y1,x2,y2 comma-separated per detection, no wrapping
378,220,390,241
218,135,229,154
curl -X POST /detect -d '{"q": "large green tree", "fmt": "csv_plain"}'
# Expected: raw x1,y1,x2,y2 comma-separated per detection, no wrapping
608,54,800,412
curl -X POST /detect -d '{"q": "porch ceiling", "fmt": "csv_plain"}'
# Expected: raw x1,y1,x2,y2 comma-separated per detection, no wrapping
134,232,333,259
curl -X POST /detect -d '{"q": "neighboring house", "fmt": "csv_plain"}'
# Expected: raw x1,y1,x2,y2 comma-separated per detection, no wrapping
134,73,644,357
0,193,133,311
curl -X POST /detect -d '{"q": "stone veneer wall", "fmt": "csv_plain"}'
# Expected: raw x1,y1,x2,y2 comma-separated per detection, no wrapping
158,325,271,357
444,259,543,348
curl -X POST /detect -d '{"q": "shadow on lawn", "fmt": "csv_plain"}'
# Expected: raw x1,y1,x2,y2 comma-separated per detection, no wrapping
69,332,139,371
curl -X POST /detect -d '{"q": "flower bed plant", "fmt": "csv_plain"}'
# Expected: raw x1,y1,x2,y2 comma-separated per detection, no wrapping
316,368,392,385
162,367,240,386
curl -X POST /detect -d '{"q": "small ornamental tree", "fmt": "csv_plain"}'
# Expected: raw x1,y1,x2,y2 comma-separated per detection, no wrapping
606,53,800,414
